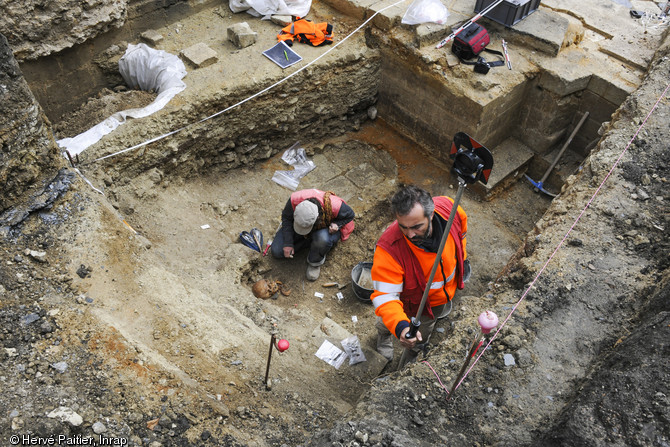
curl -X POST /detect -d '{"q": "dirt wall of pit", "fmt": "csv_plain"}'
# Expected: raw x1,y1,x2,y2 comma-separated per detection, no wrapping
0,33,64,216
83,44,381,184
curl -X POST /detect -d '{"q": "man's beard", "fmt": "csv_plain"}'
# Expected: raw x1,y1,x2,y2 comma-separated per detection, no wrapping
409,220,432,244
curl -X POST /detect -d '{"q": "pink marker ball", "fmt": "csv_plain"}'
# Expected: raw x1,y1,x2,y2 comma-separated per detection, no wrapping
276,339,290,352
478,311,499,334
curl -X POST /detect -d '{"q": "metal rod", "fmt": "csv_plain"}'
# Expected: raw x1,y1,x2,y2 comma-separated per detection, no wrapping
447,311,498,400
65,150,76,168
448,329,484,399
264,334,276,390
538,111,590,185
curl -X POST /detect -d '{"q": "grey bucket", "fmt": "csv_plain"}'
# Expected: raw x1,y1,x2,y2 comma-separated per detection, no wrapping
351,262,373,303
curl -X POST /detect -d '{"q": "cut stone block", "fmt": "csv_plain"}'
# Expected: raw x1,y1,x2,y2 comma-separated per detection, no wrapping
483,9,568,57
599,35,655,72
474,137,534,200
227,22,258,49
415,23,448,49
325,0,377,20
271,15,293,27
140,29,164,45
180,42,218,68
370,0,404,31
538,67,591,97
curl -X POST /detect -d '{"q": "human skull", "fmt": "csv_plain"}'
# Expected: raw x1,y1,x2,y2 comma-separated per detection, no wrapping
252,279,281,299
252,279,291,299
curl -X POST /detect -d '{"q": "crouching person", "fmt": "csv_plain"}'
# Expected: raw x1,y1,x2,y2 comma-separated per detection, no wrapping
271,189,355,281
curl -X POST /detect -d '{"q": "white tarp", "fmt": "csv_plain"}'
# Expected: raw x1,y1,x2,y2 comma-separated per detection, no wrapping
229,0,311,19
57,43,187,156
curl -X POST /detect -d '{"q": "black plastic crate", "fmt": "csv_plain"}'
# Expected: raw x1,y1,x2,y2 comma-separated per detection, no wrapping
474,0,541,27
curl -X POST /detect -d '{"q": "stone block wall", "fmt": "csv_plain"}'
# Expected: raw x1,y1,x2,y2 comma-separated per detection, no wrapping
0,33,63,215
377,46,625,164
377,53,482,162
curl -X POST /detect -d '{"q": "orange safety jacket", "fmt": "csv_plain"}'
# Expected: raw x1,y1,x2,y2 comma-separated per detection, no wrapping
371,196,467,338
290,189,354,240
277,18,333,47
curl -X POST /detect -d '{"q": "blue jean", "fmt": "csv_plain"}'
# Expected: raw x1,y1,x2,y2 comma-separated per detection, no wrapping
270,228,341,265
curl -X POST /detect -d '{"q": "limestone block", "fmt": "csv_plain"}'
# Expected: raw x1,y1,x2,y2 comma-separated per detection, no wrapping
599,35,657,72
587,75,632,106
322,0,377,20
140,30,164,45
498,9,569,57
415,23,448,48
180,42,218,68
271,15,293,27
444,52,460,67
370,0,404,31
345,162,384,188
630,0,662,14
538,68,591,97
227,22,258,49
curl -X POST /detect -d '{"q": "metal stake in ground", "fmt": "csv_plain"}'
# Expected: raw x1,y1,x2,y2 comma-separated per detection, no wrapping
447,310,499,400
525,111,590,197
264,334,289,390
397,133,493,370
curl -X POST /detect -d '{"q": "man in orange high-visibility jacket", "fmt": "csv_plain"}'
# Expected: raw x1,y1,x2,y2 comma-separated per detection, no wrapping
371,185,470,366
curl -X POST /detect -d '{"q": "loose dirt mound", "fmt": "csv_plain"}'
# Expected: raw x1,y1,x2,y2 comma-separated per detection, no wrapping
53,89,157,139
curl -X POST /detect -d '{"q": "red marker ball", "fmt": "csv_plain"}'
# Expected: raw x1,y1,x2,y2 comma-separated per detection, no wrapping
277,339,289,352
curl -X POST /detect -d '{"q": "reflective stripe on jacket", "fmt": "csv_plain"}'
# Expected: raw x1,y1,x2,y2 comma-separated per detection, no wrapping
289,189,354,240
277,19,333,47
371,196,467,338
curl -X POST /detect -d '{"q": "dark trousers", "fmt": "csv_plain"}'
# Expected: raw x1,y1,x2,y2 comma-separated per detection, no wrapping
270,228,341,265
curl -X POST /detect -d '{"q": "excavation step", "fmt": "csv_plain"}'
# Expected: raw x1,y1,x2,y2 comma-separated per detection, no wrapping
474,137,534,200
310,317,388,378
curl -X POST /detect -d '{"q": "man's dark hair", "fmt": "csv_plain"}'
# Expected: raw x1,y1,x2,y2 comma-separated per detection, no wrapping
391,185,434,217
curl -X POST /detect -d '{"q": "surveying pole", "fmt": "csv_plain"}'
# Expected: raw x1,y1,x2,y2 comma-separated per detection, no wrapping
397,133,494,370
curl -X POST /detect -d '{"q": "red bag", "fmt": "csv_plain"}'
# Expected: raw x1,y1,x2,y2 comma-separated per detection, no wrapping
451,23,490,60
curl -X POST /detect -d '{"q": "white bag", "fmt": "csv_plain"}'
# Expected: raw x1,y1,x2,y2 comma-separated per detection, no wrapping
229,0,311,19
402,0,449,25
57,44,187,156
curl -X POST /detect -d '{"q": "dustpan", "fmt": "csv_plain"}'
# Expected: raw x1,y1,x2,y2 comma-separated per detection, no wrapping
240,231,261,252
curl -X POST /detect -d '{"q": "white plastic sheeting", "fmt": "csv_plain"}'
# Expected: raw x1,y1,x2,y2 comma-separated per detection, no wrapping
402,0,449,25
271,142,316,190
57,43,187,156
229,0,311,19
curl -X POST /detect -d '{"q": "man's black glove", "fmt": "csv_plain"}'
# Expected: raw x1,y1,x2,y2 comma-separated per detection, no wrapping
463,259,472,283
